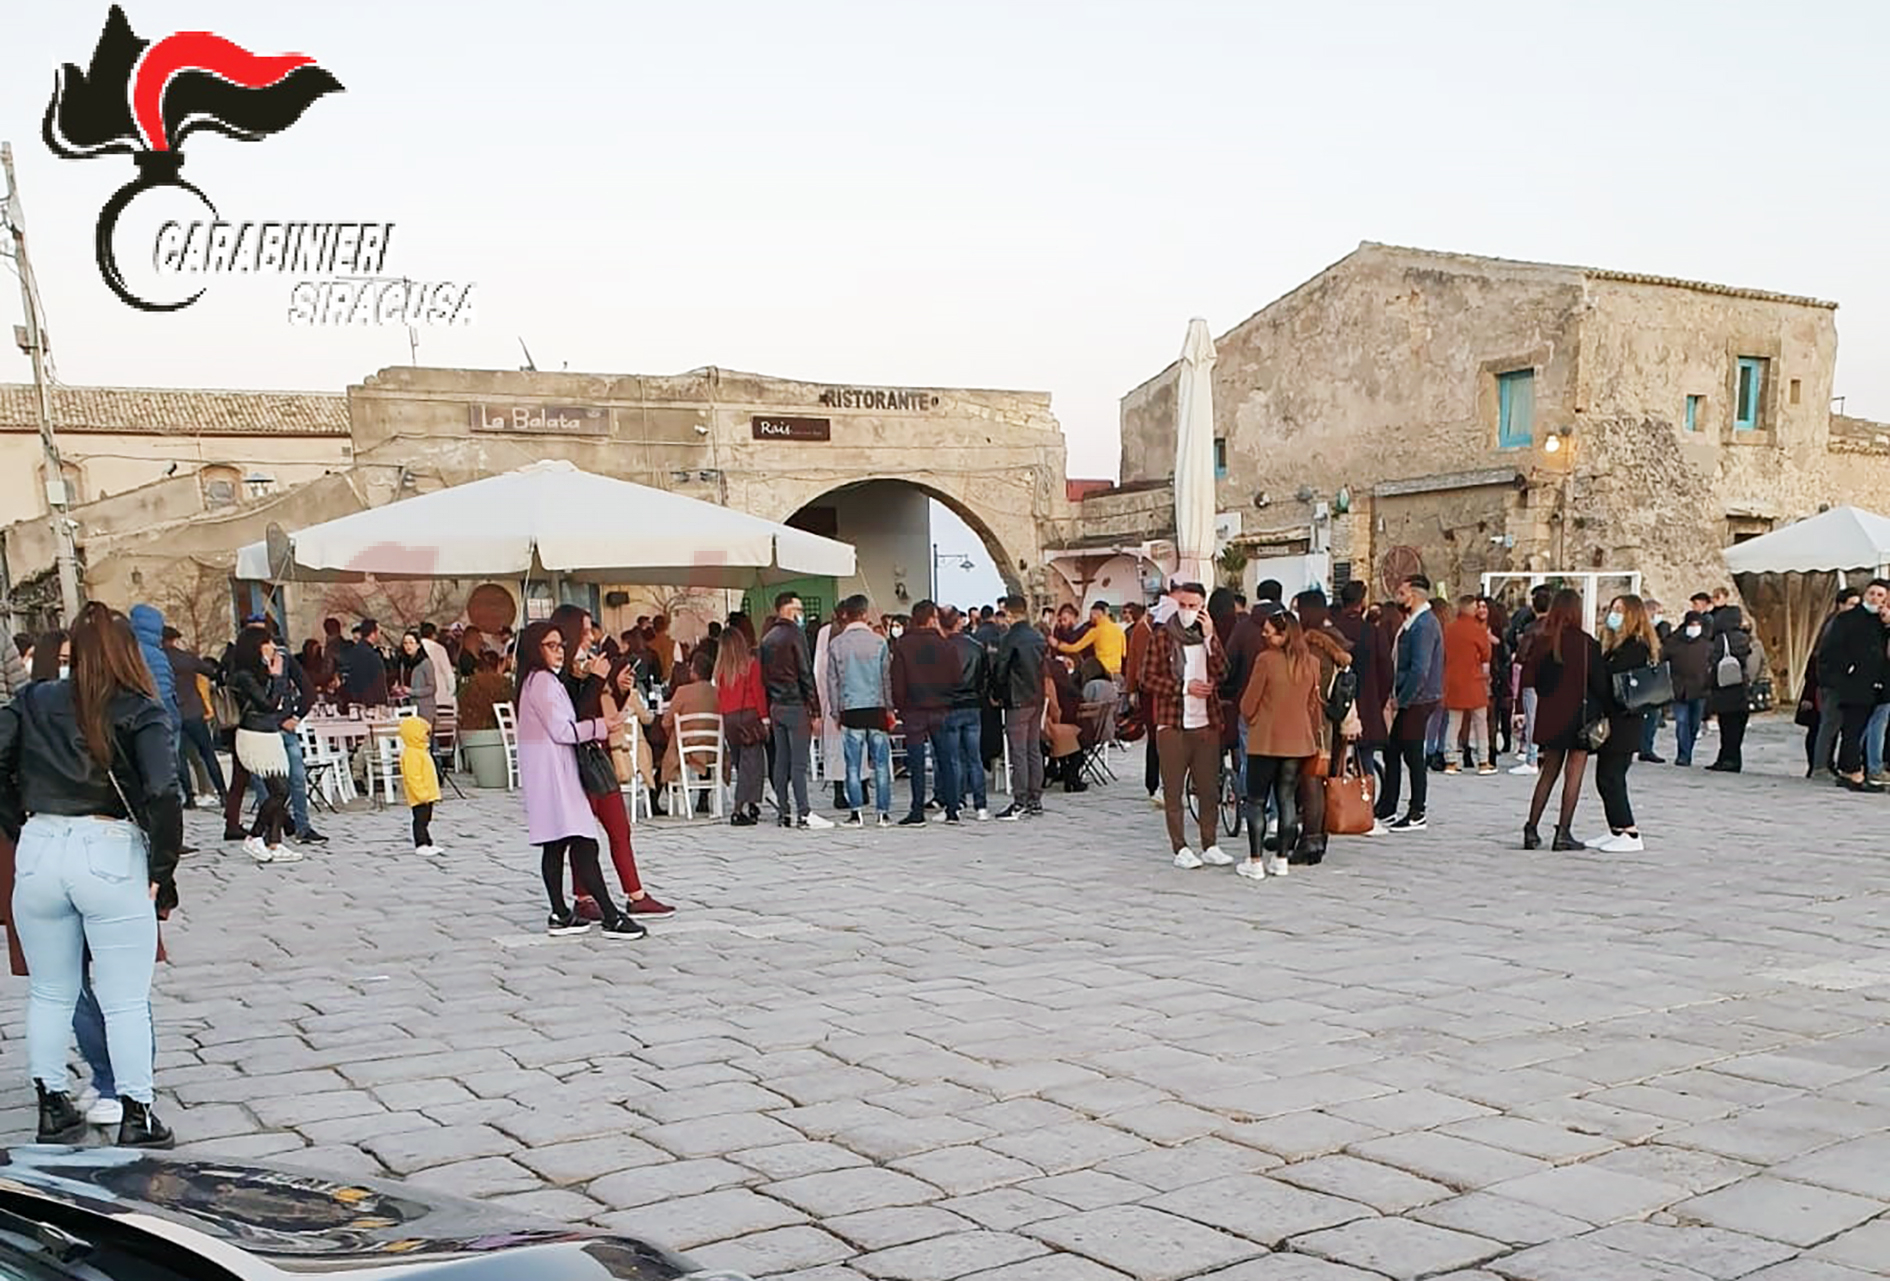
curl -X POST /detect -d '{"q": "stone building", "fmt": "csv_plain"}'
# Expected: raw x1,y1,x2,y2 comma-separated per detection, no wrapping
1113,242,1890,614
2,365,1072,642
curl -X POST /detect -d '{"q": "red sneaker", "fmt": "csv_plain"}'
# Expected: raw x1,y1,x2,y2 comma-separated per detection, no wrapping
574,897,604,922
625,895,676,919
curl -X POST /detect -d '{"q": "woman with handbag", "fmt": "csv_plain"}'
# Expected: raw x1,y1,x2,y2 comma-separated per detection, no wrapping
602,655,657,806
1590,596,1661,853
1237,611,1322,880
1294,592,1355,865
1705,608,1757,774
0,602,178,1147
549,608,671,928
517,619,643,939
715,629,769,826
1520,590,1609,851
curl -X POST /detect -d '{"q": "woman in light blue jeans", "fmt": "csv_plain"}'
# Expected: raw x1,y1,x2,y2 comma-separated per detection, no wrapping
0,601,180,1147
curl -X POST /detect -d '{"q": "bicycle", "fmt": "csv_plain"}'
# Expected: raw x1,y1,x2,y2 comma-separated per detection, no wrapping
1185,743,1244,838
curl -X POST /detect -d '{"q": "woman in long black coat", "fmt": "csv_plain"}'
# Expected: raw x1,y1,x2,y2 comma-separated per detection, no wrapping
1521,590,1609,852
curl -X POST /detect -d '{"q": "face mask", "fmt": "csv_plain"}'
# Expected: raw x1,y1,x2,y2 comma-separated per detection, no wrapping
1652,614,1664,628
890,626,904,639
1605,611,1625,631
58,665,70,680
1177,608,1200,629
1685,625,1702,639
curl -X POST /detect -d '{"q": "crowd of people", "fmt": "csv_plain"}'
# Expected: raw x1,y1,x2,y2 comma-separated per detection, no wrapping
0,565,1823,1151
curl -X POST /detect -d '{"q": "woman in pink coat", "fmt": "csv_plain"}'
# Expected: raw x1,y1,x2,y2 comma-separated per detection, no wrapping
513,621,640,939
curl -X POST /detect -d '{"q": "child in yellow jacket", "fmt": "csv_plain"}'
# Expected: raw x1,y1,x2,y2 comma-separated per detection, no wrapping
399,717,442,855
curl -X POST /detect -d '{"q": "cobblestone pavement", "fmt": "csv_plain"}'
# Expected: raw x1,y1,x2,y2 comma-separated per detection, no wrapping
4,716,1887,1280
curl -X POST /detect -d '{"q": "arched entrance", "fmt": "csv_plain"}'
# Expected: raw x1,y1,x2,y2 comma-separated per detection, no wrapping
755,479,1021,621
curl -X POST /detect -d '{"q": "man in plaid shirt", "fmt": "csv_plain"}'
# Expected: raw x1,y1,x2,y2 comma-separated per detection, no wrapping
1138,581,1232,869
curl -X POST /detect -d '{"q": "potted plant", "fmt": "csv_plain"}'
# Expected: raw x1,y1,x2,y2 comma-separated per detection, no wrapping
457,668,512,788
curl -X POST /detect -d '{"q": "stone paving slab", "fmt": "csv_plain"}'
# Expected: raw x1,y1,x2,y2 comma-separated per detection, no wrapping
5,720,1890,1278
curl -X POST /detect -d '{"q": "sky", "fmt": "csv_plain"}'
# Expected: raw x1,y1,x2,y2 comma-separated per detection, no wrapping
5,0,1888,558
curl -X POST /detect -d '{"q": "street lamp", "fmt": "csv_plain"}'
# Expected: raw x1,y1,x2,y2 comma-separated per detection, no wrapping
930,545,974,602
243,471,275,499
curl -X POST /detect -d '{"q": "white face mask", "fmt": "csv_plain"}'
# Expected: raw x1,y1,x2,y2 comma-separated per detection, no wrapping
1685,624,1702,639
890,626,904,639
1177,607,1200,629
58,665,70,681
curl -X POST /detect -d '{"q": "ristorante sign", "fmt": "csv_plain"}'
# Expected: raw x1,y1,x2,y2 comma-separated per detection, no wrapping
816,387,941,410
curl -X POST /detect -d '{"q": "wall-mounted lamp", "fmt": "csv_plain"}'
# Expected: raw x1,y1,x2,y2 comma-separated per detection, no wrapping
243,471,275,498
1543,425,1573,455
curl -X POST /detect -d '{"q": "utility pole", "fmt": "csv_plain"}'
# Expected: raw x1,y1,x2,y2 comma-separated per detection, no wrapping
2,143,83,623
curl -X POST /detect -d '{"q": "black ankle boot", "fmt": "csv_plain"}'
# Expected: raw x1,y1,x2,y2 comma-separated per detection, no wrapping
116,1099,175,1150
35,1080,87,1144
1523,824,1541,850
1551,825,1580,851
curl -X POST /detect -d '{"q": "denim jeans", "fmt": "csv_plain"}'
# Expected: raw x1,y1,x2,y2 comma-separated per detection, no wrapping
11,815,158,1103
903,720,957,817
74,957,150,1100
940,708,986,813
177,718,227,800
1672,697,1706,766
1867,703,1890,777
1640,708,1661,757
842,726,893,815
251,730,309,834
1518,688,1540,765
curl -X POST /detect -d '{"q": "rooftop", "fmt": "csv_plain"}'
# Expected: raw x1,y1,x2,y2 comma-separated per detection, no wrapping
0,384,349,436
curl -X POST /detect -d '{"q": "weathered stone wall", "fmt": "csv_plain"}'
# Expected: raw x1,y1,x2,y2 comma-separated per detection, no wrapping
1119,244,1589,518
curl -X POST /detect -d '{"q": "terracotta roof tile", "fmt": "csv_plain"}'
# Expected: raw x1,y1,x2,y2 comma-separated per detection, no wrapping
0,384,349,436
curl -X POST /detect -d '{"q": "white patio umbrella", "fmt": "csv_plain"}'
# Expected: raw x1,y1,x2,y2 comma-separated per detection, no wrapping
235,459,855,587
1722,505,1890,576
1173,317,1219,586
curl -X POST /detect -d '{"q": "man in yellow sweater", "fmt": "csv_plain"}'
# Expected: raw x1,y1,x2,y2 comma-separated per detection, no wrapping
1058,601,1126,680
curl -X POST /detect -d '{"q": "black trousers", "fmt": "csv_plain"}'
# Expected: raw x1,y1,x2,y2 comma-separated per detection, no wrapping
1375,706,1431,819
1714,707,1750,769
1836,703,1874,776
541,836,616,919
412,802,434,847
1145,729,1161,795
1595,749,1635,831
250,774,289,846
1246,755,1301,859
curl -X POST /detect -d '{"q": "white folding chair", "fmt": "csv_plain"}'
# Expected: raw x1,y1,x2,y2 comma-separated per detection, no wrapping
297,722,346,812
494,702,520,791
666,712,725,819
394,705,419,719
622,717,654,823
367,728,403,808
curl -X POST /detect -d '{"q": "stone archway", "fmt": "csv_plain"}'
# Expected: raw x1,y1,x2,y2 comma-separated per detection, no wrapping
759,475,1028,609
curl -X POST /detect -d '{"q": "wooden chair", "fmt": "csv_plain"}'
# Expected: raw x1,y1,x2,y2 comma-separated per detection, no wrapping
665,712,725,820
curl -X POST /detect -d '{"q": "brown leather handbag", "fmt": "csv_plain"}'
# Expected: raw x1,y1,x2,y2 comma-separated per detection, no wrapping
1324,744,1376,835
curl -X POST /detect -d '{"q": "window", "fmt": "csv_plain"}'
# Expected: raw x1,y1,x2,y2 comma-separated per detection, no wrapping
1735,357,1767,432
1213,437,1228,479
1685,395,1703,433
1790,378,1802,406
1497,370,1535,448
200,464,242,509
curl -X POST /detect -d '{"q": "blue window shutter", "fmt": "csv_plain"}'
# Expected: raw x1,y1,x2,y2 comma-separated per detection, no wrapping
1735,359,1764,431
1498,371,1535,447
1685,395,1700,432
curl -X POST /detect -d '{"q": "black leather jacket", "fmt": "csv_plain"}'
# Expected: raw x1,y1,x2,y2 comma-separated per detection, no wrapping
229,668,293,733
0,681,182,911
948,633,988,711
993,622,1047,710
759,617,817,709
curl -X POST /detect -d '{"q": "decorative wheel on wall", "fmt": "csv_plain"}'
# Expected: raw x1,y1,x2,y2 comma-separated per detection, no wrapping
1379,546,1425,598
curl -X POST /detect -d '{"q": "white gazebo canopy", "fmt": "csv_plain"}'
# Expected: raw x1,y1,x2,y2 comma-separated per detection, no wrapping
235,459,855,588
1721,506,1890,576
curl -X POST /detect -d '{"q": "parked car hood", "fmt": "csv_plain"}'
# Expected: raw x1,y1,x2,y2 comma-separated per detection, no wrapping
0,1146,723,1279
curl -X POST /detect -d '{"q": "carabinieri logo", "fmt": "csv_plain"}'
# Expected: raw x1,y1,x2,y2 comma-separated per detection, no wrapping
43,5,342,312
43,7,473,326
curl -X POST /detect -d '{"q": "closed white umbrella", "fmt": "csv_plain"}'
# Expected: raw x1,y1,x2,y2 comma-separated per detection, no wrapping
235,459,855,586
1722,505,1890,576
1174,317,1219,586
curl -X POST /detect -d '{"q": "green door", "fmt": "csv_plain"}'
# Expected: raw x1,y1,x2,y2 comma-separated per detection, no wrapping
743,576,836,625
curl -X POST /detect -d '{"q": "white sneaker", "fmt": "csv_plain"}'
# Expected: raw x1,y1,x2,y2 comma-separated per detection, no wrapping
417,844,443,856
1597,832,1645,853
1365,820,1390,837
1199,845,1234,866
802,812,836,830
243,836,272,863
1582,833,1614,849
1149,791,1165,809
85,1096,122,1126
194,793,219,808
1173,847,1204,870
76,1086,98,1114
1234,859,1266,881
877,813,894,828
976,808,991,822
1264,855,1289,878
1508,763,1539,776
269,844,304,863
